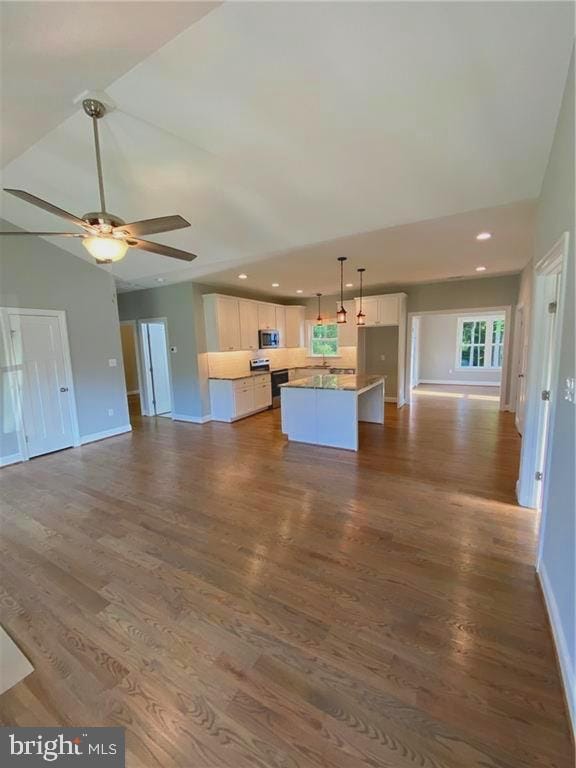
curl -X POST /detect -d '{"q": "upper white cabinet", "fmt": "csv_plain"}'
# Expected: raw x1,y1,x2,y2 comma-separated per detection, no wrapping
335,301,357,346
355,293,405,327
285,306,305,348
275,306,286,346
204,295,241,352
258,303,276,331
239,300,259,351
204,295,306,352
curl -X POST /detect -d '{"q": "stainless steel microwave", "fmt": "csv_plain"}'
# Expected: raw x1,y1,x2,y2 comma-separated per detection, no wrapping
258,329,280,349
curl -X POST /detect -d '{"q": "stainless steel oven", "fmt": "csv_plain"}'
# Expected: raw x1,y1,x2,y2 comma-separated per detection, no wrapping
271,369,289,408
258,329,280,349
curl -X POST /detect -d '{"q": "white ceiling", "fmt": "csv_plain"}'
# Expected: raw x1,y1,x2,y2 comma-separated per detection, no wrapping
1,1,573,294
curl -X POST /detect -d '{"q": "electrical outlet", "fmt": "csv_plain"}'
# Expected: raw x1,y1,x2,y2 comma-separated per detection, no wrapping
380,354,386,361
108,358,117,367
170,346,177,353
564,377,575,404
108,408,114,416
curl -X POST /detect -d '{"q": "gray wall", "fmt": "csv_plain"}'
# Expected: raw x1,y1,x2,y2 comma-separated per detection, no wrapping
532,52,575,704
418,313,502,384
0,223,130,460
364,326,398,392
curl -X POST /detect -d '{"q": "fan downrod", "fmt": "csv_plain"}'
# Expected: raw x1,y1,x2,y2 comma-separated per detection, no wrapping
82,99,106,119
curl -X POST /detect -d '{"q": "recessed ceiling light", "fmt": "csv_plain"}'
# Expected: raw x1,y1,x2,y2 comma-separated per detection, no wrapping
238,273,248,279
272,282,280,287
476,266,487,272
296,289,303,294
156,277,165,283
345,283,353,288
476,232,492,241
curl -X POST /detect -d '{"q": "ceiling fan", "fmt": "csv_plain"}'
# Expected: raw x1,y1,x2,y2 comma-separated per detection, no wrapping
0,99,197,264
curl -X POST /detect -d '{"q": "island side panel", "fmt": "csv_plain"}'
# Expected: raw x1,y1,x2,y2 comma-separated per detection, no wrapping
358,380,385,424
316,389,358,450
281,387,318,444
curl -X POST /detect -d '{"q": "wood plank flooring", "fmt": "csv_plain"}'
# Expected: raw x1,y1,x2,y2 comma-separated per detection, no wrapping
0,393,573,767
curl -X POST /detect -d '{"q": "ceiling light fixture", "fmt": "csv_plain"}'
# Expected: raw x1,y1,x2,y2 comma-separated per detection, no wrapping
337,257,348,323
82,235,129,264
156,277,165,283
238,273,248,279
476,232,492,241
346,283,353,288
272,282,280,287
356,268,366,326
296,289,303,294
316,293,323,324
475,266,487,272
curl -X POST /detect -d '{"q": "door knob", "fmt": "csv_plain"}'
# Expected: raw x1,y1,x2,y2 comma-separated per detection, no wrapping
60,386,69,392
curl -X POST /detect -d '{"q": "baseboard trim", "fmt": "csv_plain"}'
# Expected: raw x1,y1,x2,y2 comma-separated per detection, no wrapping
80,425,132,445
384,396,397,403
418,379,500,387
127,389,139,395
537,564,576,738
172,413,212,424
0,453,23,468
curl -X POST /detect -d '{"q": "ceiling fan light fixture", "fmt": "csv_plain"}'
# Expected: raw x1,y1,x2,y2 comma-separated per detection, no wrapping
82,235,129,264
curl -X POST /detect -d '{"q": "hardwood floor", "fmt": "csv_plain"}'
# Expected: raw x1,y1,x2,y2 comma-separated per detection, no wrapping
0,394,573,767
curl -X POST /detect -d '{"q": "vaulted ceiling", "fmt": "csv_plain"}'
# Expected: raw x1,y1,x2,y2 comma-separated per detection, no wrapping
1,1,574,295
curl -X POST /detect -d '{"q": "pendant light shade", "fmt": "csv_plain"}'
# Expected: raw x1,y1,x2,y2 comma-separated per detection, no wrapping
316,293,323,324
336,256,348,324
356,268,366,326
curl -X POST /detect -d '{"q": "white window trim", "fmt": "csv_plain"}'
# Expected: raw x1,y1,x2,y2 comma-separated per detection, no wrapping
307,321,340,358
455,314,505,371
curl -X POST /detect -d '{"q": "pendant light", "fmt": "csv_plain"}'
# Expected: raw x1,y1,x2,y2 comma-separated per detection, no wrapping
316,293,323,324
356,268,366,326
336,257,348,323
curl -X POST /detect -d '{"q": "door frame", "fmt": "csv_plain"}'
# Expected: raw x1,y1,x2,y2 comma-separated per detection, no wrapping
120,320,145,405
511,303,526,433
405,305,512,409
136,317,173,417
517,233,569,536
0,307,81,462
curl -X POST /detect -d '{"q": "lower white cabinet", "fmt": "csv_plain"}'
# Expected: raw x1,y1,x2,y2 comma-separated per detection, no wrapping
209,375,272,422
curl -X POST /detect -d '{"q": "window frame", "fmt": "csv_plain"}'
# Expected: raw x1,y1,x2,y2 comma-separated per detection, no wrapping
307,321,340,358
455,315,505,371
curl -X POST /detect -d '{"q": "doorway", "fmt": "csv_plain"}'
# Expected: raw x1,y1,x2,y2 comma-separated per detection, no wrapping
0,308,80,459
138,319,172,417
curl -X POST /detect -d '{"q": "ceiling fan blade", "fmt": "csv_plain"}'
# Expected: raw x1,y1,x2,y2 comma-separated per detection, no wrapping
114,215,190,237
4,189,91,229
0,231,84,237
130,238,197,262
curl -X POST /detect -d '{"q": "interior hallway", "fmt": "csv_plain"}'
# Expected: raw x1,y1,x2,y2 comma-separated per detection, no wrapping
0,395,572,767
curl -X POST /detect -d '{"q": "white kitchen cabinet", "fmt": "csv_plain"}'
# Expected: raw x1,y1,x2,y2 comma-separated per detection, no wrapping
354,293,405,327
285,306,305,348
258,303,276,330
203,295,241,352
209,374,272,422
275,306,286,347
335,301,357,346
239,300,259,351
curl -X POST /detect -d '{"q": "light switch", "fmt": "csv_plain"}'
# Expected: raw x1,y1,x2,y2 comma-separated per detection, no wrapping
108,358,117,367
108,408,114,416
564,377,575,404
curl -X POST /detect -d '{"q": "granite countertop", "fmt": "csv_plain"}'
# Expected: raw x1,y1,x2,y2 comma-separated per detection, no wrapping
209,371,270,381
280,374,385,391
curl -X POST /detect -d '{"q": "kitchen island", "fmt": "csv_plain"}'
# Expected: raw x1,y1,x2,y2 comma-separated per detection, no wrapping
280,374,385,451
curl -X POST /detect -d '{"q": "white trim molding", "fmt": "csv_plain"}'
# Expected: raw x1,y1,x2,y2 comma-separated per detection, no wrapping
80,425,132,445
538,565,576,736
0,453,23,468
172,413,212,424
418,379,500,387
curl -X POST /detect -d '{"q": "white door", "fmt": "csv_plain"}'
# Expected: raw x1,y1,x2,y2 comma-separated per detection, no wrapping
142,322,172,415
515,307,528,434
410,316,420,389
9,313,74,457
218,297,241,351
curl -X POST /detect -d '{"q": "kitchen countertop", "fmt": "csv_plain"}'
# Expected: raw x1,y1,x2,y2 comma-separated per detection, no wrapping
209,366,356,381
280,374,385,392
209,371,270,380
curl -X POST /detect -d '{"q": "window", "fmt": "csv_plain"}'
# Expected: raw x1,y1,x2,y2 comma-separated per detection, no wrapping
309,322,339,357
457,315,505,369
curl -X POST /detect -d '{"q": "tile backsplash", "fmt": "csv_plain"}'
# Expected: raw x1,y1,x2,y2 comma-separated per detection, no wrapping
207,346,357,378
